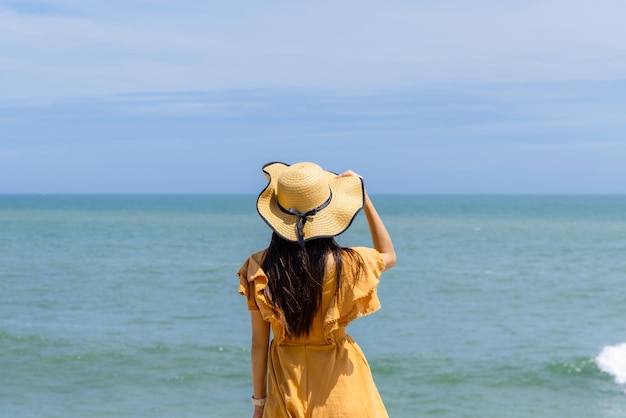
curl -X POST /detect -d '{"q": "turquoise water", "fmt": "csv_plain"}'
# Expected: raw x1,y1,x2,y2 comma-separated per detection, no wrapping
2,195,626,417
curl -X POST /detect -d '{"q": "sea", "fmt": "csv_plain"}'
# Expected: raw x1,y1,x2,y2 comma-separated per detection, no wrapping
1,194,626,418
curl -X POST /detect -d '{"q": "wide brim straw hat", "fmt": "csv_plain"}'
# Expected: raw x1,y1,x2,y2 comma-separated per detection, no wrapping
257,162,365,246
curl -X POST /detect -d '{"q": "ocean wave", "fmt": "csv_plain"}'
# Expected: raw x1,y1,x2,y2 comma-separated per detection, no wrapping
596,343,626,391
546,357,599,378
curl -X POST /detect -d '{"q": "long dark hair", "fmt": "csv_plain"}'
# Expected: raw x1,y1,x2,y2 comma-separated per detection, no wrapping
262,232,364,337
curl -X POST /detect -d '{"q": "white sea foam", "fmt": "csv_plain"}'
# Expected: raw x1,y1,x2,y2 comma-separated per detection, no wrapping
596,343,626,389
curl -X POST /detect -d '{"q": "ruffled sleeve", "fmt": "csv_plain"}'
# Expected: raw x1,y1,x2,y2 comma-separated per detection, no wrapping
237,250,287,340
324,246,385,340
237,250,264,311
237,250,272,312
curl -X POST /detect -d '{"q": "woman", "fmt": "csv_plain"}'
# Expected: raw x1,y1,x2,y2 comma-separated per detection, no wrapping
238,162,396,418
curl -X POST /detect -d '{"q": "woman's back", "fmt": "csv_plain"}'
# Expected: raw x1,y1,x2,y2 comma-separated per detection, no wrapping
238,245,388,417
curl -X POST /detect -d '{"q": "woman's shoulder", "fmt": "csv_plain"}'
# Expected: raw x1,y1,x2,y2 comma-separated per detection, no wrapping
248,248,268,263
346,246,380,260
238,249,268,280
344,246,385,277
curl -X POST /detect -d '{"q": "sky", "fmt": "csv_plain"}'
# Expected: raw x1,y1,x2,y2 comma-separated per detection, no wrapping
1,0,626,194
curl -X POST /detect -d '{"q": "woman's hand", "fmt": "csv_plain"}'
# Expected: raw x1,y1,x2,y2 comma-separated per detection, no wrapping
337,169,362,179
252,405,264,418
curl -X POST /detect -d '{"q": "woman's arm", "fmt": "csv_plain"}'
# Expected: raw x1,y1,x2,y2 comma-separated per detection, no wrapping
338,170,396,271
363,192,396,271
250,310,270,418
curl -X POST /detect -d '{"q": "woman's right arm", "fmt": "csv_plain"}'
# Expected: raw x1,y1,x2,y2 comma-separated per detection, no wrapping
363,192,396,271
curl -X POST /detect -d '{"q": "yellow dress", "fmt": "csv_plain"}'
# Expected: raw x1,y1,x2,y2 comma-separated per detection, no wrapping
238,246,389,418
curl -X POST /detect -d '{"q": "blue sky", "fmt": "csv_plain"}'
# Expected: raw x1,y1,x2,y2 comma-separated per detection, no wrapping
2,0,626,194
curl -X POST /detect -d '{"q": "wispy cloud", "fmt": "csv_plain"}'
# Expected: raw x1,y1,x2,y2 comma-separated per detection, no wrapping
3,81,625,142
2,1,626,100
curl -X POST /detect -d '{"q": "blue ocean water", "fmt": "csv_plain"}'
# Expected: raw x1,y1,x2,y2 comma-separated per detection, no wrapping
1,195,626,417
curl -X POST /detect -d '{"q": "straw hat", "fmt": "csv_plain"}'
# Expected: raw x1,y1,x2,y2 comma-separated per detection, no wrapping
256,162,365,247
